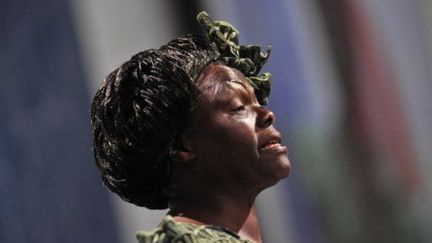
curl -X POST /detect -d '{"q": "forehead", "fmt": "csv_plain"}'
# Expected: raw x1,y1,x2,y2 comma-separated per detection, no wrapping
195,63,253,96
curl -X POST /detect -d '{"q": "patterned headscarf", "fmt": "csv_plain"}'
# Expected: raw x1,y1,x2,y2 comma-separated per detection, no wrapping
195,11,272,105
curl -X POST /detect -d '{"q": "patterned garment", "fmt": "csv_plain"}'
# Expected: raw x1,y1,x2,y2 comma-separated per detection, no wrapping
136,216,251,243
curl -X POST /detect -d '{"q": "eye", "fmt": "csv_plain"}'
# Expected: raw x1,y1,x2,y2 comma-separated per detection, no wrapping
232,105,246,112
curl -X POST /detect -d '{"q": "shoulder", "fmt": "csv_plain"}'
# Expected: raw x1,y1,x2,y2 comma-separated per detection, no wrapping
136,216,251,243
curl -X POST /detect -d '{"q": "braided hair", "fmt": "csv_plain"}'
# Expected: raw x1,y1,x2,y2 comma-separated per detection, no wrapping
91,35,219,209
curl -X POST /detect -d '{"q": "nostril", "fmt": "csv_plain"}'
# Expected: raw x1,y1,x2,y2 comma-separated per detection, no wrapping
264,111,275,127
258,108,275,128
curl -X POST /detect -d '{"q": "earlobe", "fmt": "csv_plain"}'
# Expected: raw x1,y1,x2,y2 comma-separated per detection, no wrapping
169,135,196,162
169,149,196,162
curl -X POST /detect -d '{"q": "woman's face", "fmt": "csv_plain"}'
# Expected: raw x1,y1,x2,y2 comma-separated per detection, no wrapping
186,63,291,193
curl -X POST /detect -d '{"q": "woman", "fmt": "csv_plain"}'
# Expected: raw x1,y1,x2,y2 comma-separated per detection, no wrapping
91,12,291,243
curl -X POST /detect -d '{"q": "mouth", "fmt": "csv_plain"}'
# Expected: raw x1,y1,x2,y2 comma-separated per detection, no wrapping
261,140,281,150
259,136,285,151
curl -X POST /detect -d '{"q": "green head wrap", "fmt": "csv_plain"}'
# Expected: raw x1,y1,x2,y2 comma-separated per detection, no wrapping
196,11,272,105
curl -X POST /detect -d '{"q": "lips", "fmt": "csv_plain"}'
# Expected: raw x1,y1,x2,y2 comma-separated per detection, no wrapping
258,134,283,151
260,139,281,150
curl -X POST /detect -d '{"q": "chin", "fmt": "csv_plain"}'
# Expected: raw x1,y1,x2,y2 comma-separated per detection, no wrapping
278,164,292,180
254,153,292,189
280,156,292,177
271,156,292,183
262,161,291,189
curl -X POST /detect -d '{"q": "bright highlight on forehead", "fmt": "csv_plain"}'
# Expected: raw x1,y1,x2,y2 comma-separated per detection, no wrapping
222,79,255,95
225,80,249,91
196,63,252,96
208,79,256,101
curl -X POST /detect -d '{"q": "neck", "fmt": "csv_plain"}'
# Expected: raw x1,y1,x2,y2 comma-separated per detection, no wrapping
168,195,262,243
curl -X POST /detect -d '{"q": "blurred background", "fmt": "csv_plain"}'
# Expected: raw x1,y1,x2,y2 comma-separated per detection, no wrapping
1,0,432,242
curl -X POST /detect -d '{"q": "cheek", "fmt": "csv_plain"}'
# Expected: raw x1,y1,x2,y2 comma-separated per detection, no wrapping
197,116,258,159
215,118,258,160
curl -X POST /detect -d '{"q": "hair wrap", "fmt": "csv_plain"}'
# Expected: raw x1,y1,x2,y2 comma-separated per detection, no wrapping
196,11,272,105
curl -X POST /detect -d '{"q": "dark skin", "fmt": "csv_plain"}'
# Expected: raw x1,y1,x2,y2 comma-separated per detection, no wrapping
167,64,291,243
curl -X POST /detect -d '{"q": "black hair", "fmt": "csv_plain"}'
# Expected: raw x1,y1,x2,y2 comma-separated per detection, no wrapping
91,35,219,209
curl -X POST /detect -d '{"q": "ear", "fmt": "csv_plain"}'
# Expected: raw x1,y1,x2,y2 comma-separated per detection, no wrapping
169,134,196,162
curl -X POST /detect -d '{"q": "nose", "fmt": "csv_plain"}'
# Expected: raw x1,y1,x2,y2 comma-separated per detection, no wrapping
257,106,275,128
